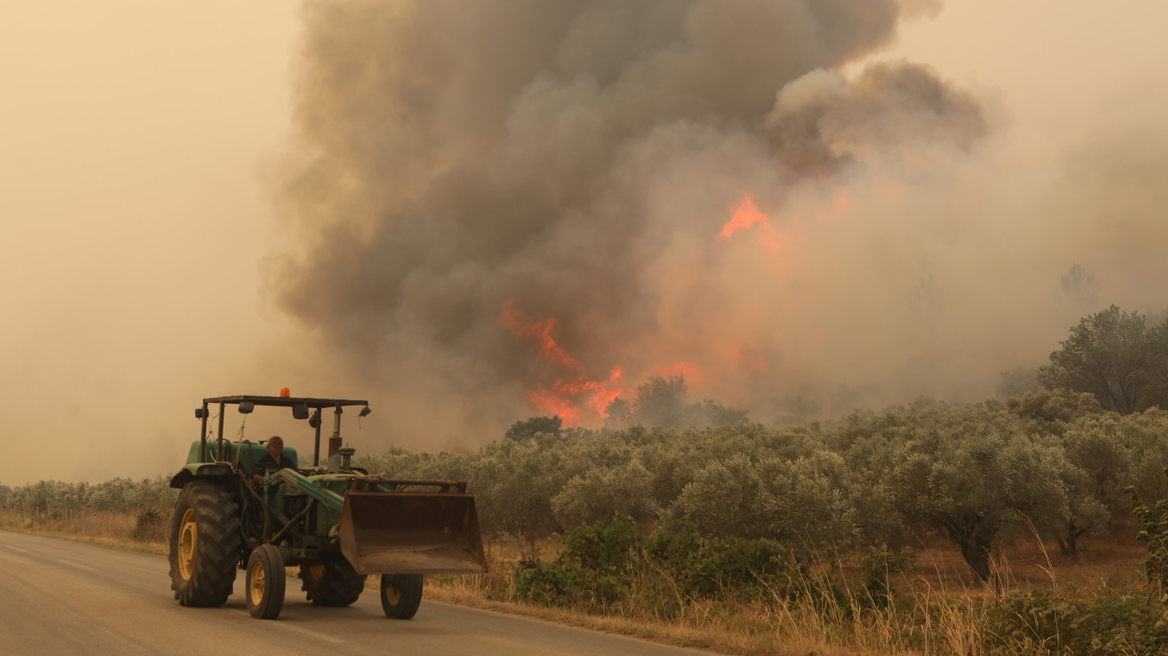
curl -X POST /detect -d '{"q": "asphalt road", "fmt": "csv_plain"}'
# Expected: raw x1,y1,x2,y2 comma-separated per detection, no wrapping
0,530,718,656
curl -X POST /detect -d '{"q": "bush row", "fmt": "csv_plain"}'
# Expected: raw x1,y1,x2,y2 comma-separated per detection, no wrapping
357,389,1168,579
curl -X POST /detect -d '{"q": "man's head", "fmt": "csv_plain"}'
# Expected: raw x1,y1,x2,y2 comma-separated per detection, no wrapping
267,436,284,459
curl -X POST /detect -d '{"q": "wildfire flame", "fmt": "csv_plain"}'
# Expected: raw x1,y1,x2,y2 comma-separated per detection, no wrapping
499,301,626,426
719,193,785,255
501,182,858,425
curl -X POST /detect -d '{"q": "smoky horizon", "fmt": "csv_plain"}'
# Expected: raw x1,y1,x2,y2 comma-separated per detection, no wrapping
271,0,1168,440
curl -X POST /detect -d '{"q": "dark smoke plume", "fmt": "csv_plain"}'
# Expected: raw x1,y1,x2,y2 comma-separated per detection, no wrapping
274,0,986,444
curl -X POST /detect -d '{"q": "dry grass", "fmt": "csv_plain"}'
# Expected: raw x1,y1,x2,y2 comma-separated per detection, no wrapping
0,509,170,555
419,527,1149,656
1,510,1150,655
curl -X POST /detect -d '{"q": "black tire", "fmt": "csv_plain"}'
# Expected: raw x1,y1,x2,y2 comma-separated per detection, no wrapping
168,481,241,607
246,544,286,620
380,574,423,619
300,560,367,607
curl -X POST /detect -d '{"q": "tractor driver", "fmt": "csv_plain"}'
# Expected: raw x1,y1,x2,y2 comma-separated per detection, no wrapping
251,435,295,484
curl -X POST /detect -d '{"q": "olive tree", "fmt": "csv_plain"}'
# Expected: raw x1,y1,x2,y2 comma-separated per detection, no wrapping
357,449,477,482
667,454,767,538
755,451,859,557
1038,306,1161,414
551,459,660,529
472,433,574,541
1117,409,1168,505
885,405,1070,580
88,478,136,513
666,451,858,561
7,480,91,518
605,376,748,430
505,416,563,442
1052,417,1133,555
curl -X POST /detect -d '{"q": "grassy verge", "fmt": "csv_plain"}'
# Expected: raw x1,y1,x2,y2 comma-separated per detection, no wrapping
1,509,1156,656
0,509,169,555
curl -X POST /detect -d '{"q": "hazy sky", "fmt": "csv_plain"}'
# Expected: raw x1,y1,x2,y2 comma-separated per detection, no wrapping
2,1,1165,486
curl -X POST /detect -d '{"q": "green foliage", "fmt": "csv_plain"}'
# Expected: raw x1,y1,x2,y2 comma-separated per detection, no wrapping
858,544,915,609
1125,410,1168,505
645,519,787,599
472,434,574,538
7,480,91,518
667,450,859,558
631,376,690,428
1038,305,1168,414
1143,320,1168,410
1129,476,1168,595
604,376,748,430
983,588,1168,655
1005,386,1104,424
881,404,1072,580
505,416,562,442
1050,417,1132,555
2,476,176,520
998,367,1040,399
513,514,641,608
551,459,659,529
668,454,767,538
514,515,827,614
345,393,1168,580
355,448,476,482
131,507,168,542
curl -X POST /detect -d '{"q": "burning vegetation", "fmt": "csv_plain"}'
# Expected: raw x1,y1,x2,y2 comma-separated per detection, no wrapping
272,0,1161,445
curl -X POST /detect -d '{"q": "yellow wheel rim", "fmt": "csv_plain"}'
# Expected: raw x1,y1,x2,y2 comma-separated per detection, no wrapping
306,564,325,583
249,558,267,606
384,579,401,605
177,509,197,580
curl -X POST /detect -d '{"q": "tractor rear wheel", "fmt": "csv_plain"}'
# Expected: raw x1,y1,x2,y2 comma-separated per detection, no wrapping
380,574,423,619
246,544,286,619
168,481,241,607
299,560,367,606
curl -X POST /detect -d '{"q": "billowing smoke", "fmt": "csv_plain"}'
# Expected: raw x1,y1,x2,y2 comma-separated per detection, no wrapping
271,0,1068,446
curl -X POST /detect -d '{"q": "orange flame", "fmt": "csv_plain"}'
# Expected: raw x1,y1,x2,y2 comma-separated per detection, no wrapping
719,194,785,255
500,302,627,426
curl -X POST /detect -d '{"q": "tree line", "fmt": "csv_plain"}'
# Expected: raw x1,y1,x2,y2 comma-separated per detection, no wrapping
357,389,1168,581
0,476,176,520
3,304,1167,584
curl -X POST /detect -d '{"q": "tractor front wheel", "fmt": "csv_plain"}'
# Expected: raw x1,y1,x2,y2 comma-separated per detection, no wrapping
380,574,423,619
246,544,285,619
168,481,241,607
299,560,367,606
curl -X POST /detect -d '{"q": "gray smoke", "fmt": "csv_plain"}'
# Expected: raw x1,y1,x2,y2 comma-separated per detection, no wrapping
274,0,988,444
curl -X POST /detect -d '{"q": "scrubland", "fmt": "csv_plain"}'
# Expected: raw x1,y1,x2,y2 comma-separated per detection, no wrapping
5,391,1168,656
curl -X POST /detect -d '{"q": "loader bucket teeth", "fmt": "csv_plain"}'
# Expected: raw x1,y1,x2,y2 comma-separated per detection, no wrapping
339,491,488,575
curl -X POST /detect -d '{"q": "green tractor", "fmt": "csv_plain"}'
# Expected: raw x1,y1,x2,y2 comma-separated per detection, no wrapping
167,394,487,620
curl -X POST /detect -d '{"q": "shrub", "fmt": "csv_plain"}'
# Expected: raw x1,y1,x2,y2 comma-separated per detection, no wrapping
983,588,1168,655
514,515,642,609
646,519,786,599
131,507,168,542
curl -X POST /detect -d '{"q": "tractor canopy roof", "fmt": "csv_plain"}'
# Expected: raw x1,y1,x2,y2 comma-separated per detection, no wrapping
201,395,368,409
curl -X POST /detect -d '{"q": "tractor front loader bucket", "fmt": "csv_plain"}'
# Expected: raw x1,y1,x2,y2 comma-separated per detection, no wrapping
338,491,488,575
